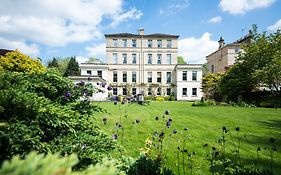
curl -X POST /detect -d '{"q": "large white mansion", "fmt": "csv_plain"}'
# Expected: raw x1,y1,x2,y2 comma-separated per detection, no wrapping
70,29,203,101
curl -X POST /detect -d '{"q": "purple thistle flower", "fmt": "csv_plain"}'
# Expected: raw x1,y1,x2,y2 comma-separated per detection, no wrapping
112,134,118,139
96,82,100,85
64,92,71,98
82,89,88,96
101,83,106,88
159,131,165,138
114,101,118,105
184,127,188,131
155,116,159,120
173,129,177,134
136,119,140,124
80,81,85,86
166,121,171,128
168,118,172,122
107,86,113,91
165,110,170,115
102,117,107,124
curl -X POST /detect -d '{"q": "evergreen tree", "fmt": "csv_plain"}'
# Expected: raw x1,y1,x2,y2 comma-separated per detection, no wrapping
64,56,80,76
47,57,59,68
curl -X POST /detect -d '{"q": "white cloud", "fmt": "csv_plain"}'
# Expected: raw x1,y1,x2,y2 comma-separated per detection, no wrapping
179,33,218,64
159,0,189,16
267,19,281,31
0,0,142,57
219,0,276,15
85,43,106,60
208,16,222,24
110,8,143,27
0,37,39,56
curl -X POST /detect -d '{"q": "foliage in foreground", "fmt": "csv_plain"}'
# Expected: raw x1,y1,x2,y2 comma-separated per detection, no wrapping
0,152,124,175
0,69,115,170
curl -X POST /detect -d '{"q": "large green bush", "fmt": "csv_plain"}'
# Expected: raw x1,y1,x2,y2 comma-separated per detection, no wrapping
0,70,115,169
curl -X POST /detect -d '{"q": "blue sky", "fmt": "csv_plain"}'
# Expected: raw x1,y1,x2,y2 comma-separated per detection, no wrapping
0,0,280,64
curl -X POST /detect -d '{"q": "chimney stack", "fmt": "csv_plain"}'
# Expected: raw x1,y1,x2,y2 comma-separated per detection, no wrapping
218,37,225,49
138,28,144,35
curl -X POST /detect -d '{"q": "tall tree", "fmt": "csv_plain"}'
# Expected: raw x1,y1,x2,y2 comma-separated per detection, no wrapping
47,57,59,68
64,56,80,77
177,56,186,64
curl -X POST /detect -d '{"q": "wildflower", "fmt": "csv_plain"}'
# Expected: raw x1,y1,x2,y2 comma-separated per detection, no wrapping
153,131,158,137
107,86,112,91
115,122,119,126
173,129,177,134
81,144,86,149
257,147,261,151
155,116,159,120
112,134,118,139
114,101,118,105
159,131,164,138
183,148,187,153
96,82,100,85
101,83,106,88
132,121,135,124
165,110,170,115
177,146,181,150
212,147,216,151
235,127,240,131
118,124,122,128
64,92,71,98
184,127,188,131
166,121,171,128
80,81,85,86
82,89,88,96
222,126,227,131
203,143,208,148
168,118,172,122
136,119,140,123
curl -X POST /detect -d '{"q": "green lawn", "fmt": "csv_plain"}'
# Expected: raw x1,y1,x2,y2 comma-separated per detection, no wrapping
94,101,281,174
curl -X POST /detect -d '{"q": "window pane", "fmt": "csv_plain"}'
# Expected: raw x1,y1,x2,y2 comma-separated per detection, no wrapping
192,88,197,96
132,72,136,82
166,88,171,95
167,54,172,64
113,88,118,95
132,54,137,64
192,71,197,81
182,71,187,81
167,40,172,48
113,72,117,82
132,88,136,95
166,72,171,83
132,39,136,47
157,72,161,83
98,70,102,78
148,40,152,48
123,72,127,82
122,39,127,47
148,54,152,64
122,54,127,64
157,54,162,64
182,88,187,96
157,40,162,48
123,88,127,95
113,53,117,64
147,72,152,83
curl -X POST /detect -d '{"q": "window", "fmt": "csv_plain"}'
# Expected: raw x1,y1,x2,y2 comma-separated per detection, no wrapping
166,88,171,96
192,88,197,96
123,72,127,82
132,39,137,47
113,39,117,47
113,72,117,82
132,88,137,95
123,88,127,95
132,54,137,64
182,71,187,81
132,72,136,83
167,54,172,64
148,87,152,95
167,40,172,48
157,87,161,95
122,39,127,47
113,88,118,95
182,88,187,96
166,72,171,83
97,70,102,78
157,54,162,64
148,40,152,48
113,53,118,64
86,70,92,75
122,53,127,64
211,65,215,73
147,72,152,83
157,40,162,48
192,71,197,81
148,54,152,64
157,72,161,83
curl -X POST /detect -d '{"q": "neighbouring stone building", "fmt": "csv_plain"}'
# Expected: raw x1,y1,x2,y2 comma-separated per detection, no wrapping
206,34,251,73
70,29,203,101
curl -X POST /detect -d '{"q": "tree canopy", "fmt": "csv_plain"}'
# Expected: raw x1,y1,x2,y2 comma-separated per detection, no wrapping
64,56,80,77
177,56,187,64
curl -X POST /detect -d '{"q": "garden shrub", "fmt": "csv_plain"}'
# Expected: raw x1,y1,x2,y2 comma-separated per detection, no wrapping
144,96,156,101
156,97,165,102
0,70,116,169
0,151,125,175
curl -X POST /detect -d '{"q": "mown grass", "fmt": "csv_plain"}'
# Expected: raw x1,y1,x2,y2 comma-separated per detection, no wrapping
94,101,281,174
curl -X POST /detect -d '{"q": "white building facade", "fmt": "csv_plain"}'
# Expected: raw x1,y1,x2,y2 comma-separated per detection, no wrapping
73,29,203,101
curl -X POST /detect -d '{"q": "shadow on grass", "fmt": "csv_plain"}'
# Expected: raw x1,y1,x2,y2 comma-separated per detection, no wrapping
259,120,281,130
